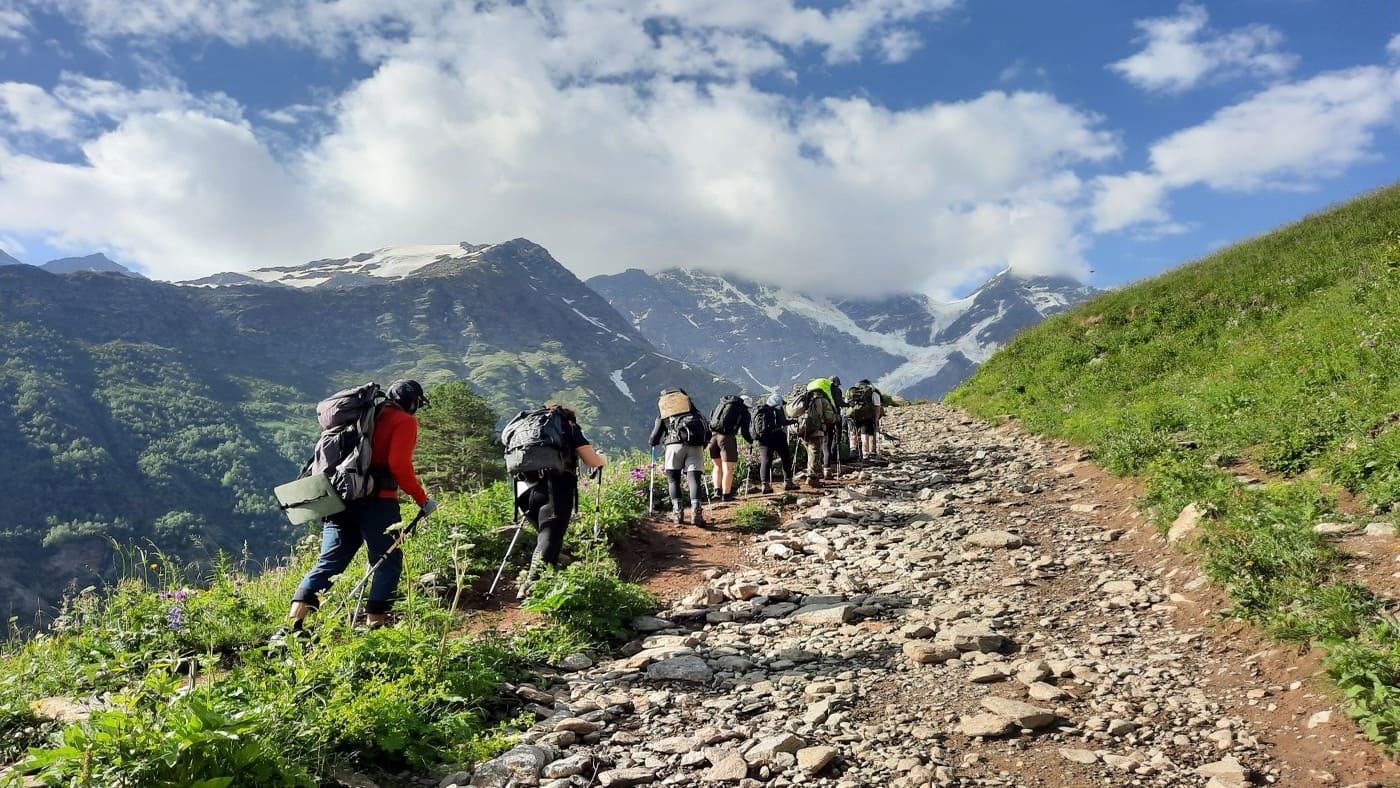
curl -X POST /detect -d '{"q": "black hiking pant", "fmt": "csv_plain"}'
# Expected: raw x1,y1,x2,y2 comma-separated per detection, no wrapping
517,472,578,567
665,469,704,510
757,438,793,484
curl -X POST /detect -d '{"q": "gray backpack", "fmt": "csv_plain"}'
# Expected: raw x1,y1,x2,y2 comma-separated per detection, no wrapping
307,382,386,502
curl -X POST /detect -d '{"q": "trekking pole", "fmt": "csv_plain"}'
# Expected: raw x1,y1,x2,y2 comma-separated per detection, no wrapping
648,447,657,513
486,510,527,598
591,465,604,541
345,510,425,626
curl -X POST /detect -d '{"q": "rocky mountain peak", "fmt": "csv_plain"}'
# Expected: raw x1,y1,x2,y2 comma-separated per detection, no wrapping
40,253,144,278
589,266,1099,401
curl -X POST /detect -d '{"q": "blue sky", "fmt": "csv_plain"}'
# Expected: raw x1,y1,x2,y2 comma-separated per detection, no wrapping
0,1,1398,298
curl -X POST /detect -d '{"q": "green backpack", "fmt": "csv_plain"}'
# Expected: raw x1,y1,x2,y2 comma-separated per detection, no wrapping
846,384,878,420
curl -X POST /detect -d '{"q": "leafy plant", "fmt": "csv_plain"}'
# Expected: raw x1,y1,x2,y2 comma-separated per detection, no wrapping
523,550,655,641
731,502,780,533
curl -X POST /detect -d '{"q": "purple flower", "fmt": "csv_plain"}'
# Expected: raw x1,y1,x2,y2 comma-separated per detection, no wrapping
166,606,186,631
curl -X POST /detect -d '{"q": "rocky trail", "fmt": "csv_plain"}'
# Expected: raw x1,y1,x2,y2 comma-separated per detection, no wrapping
452,403,1399,788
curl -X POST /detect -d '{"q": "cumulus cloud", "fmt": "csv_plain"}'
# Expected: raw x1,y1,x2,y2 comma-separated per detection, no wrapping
1111,3,1297,93
1092,65,1400,232
0,0,1130,295
0,5,28,40
0,83,77,137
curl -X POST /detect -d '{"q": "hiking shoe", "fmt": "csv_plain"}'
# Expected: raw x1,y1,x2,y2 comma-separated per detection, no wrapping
268,624,309,648
692,508,707,527
671,508,684,524
783,481,798,491
761,484,773,494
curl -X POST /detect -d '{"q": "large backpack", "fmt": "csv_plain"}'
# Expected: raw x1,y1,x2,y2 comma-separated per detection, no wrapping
709,395,748,435
668,408,710,446
751,404,784,442
502,406,573,478
846,384,878,421
307,382,386,502
795,389,830,439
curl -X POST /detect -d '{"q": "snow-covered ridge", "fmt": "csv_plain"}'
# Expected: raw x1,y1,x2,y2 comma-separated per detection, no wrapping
183,243,494,289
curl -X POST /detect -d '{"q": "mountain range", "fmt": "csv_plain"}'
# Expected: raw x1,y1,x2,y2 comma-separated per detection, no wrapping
588,267,1099,400
0,249,146,277
0,239,727,618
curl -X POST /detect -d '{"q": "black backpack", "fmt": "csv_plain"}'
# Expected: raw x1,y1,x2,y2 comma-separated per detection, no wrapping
846,384,878,420
709,395,747,435
502,406,573,478
307,382,386,502
795,389,830,439
751,404,784,442
669,408,710,446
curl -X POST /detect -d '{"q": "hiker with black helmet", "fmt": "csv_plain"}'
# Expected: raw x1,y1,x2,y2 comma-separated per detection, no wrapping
753,393,798,493
648,388,710,526
708,394,752,501
285,379,437,631
513,403,606,598
845,379,885,460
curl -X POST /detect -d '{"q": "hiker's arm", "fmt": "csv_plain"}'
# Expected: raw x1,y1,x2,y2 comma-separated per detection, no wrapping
648,417,663,446
576,444,606,470
390,418,428,506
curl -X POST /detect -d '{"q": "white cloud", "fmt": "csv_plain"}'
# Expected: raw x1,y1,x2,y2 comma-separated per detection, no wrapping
1092,65,1400,232
0,5,28,40
0,83,77,137
1090,172,1171,233
0,112,312,281
1388,32,1400,61
1111,3,1297,93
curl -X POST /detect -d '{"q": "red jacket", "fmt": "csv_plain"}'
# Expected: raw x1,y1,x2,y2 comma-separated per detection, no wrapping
372,404,428,506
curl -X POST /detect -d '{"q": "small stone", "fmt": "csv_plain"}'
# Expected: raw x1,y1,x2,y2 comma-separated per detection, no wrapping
968,664,1008,683
647,655,714,683
704,751,749,782
1307,710,1333,729
796,746,839,776
965,531,1024,548
979,696,1056,729
598,768,655,787
957,713,1014,737
553,717,600,734
903,640,960,664
1059,749,1098,765
1168,503,1202,545
790,604,856,625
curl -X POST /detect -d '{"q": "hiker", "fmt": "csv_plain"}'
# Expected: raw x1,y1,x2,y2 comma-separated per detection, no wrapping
753,393,798,493
794,380,839,488
286,379,437,630
845,379,885,460
514,403,606,596
649,387,710,525
708,394,752,501
824,375,846,472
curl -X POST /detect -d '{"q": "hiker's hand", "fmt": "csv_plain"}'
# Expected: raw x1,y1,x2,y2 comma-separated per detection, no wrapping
420,498,440,518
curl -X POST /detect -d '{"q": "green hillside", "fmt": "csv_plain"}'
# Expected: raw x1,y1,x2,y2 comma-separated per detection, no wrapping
950,183,1400,748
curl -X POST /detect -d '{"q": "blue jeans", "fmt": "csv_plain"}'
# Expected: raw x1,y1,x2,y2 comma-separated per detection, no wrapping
292,498,403,614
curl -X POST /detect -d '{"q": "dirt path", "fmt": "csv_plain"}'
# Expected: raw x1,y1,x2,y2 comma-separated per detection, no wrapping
458,403,1398,787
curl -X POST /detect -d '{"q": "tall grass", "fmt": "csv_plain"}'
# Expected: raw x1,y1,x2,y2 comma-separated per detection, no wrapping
0,451,660,785
950,183,1400,750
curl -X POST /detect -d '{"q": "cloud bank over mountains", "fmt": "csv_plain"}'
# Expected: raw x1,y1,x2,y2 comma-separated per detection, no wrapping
0,1,1398,295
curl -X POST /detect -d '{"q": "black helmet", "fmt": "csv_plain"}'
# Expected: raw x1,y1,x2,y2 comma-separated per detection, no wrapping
830,375,842,386
387,379,429,415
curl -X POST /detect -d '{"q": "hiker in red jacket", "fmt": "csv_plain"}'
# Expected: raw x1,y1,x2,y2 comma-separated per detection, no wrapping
285,379,438,630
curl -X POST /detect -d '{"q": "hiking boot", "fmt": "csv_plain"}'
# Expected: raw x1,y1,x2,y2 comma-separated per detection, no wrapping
783,481,798,491
692,507,707,527
671,507,684,524
268,622,309,648
365,612,392,629
761,484,773,494
808,478,824,489
720,492,735,502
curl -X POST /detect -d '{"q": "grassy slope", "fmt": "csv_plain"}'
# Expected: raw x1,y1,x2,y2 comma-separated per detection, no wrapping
949,183,1400,748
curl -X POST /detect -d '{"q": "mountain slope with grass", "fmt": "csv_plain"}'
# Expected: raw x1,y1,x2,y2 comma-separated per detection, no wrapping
949,182,1400,750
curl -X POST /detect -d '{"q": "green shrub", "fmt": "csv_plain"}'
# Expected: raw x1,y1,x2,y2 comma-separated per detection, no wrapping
523,551,655,641
732,503,780,533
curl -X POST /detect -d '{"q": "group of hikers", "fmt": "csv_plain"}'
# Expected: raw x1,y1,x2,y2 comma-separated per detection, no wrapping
280,374,884,633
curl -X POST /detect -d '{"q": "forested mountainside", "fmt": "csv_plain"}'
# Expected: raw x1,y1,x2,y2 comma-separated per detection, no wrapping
0,239,728,617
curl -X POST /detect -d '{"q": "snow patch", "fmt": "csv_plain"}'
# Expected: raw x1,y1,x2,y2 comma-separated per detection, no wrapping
609,369,635,401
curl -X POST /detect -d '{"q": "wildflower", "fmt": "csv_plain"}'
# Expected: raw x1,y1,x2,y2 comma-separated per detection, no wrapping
166,606,186,631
